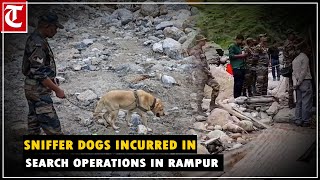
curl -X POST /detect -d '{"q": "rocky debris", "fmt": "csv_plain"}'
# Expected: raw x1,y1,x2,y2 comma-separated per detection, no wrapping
207,108,231,127
186,129,198,135
260,112,269,119
236,137,246,144
207,125,214,130
266,102,280,116
237,120,254,132
222,122,244,133
207,130,227,139
195,115,207,122
202,138,225,154
131,113,142,126
97,119,105,125
152,41,163,53
181,30,198,51
155,21,174,30
260,117,273,125
140,1,159,17
110,8,133,25
228,143,243,150
73,64,82,71
160,74,178,87
193,122,206,131
162,38,182,59
214,125,222,130
80,118,93,127
82,39,94,46
77,90,98,102
229,133,242,139
137,124,148,135
163,27,185,41
273,108,295,123
205,65,234,101
197,144,210,154
4,6,293,175
56,76,66,83
230,116,241,123
178,36,188,44
190,6,199,15
159,5,168,15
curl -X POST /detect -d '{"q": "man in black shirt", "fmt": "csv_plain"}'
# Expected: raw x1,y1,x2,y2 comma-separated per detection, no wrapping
268,45,280,81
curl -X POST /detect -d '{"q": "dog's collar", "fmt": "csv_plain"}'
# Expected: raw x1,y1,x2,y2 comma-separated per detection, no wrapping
133,90,156,112
150,98,157,110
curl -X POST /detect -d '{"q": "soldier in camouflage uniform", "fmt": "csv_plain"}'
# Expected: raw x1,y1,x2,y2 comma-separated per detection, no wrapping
22,13,65,135
283,29,299,108
188,35,220,114
242,38,257,97
254,34,269,96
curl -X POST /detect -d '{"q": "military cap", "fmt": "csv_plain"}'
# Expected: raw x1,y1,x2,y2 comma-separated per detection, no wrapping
195,34,207,42
38,12,64,29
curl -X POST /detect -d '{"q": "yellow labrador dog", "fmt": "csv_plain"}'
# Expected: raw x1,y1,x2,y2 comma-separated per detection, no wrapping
93,90,165,131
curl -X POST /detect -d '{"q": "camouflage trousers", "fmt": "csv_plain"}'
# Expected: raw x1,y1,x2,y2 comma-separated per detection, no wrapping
193,71,220,111
25,83,62,135
242,69,255,97
255,66,268,96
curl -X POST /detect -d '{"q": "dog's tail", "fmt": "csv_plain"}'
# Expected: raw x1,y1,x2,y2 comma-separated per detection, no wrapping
93,99,105,117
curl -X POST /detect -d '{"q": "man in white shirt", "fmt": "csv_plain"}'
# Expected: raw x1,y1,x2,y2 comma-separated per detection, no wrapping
292,44,313,127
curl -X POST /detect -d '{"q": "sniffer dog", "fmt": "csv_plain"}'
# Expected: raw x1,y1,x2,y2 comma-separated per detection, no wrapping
93,90,165,131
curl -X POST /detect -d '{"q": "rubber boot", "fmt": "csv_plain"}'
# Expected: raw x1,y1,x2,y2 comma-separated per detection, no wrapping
209,96,218,112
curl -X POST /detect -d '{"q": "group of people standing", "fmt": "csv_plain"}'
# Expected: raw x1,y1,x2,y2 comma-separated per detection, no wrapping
228,30,313,127
228,33,272,98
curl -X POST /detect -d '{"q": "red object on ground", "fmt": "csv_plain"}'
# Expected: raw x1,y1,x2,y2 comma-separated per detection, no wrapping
226,63,233,75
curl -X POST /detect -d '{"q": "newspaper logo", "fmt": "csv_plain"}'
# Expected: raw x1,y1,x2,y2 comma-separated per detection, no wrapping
1,1,27,33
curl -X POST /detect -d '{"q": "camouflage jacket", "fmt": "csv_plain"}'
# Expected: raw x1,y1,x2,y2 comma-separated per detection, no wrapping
188,46,212,77
254,44,269,67
22,30,57,96
243,45,258,68
283,39,297,66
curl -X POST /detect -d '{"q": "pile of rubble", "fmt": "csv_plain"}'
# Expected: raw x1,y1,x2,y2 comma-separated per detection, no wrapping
190,74,297,154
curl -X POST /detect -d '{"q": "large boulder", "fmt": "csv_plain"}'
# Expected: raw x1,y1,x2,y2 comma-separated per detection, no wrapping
266,102,280,116
237,120,254,132
163,27,186,41
159,5,168,15
207,130,227,139
110,8,133,25
182,16,198,30
152,41,163,53
155,21,174,30
273,108,295,123
193,122,206,131
181,30,198,52
207,108,231,126
174,9,191,20
77,90,98,102
197,144,210,154
171,9,192,29
140,1,160,17
162,38,182,60
204,65,234,101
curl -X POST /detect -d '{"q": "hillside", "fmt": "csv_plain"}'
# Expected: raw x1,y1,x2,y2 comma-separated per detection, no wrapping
194,4,316,49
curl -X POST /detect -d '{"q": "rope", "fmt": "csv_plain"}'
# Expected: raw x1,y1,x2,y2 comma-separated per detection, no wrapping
65,95,95,112
64,93,137,114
